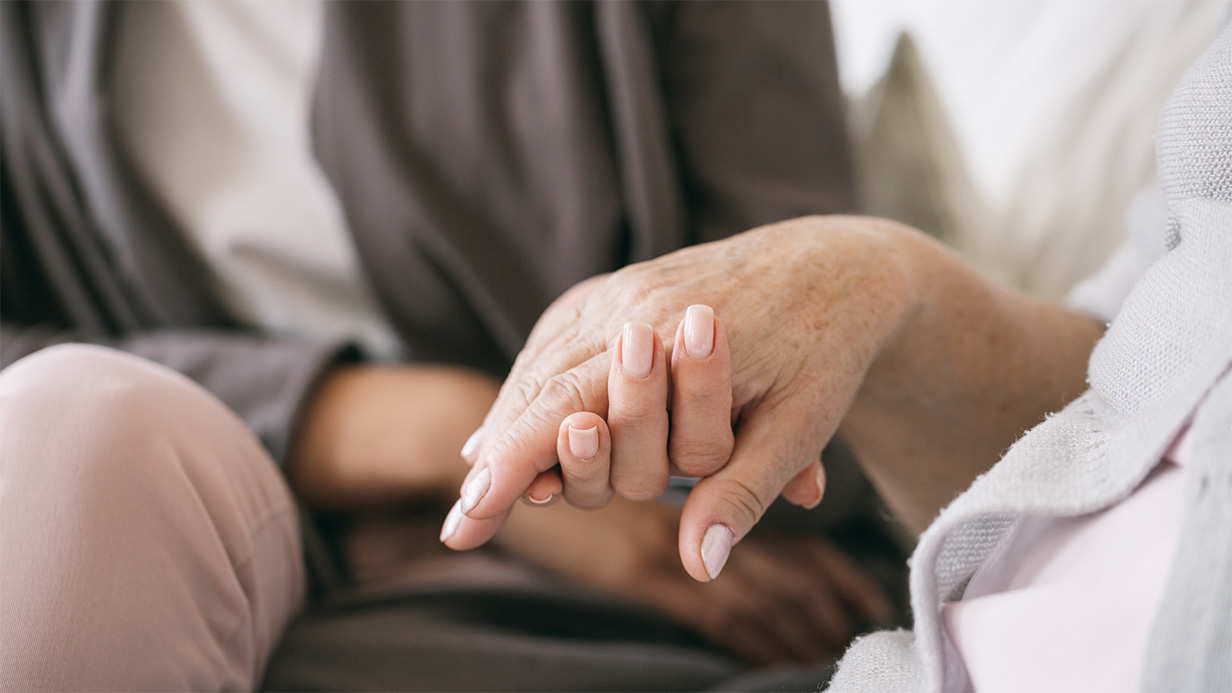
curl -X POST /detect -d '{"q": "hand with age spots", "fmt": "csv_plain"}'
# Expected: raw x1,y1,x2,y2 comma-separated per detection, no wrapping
440,215,1103,585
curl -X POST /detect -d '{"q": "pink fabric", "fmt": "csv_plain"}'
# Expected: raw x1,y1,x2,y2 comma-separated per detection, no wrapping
0,345,305,691
941,429,1190,692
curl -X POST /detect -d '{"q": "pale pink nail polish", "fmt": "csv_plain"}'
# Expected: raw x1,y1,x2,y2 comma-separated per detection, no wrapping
440,499,463,542
526,493,555,505
621,322,654,378
684,305,715,359
461,426,483,459
701,524,734,579
460,467,490,515
568,425,600,460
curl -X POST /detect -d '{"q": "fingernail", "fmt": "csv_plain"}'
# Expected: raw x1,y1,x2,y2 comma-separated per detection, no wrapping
684,305,715,359
440,499,463,542
568,424,600,460
460,467,491,515
804,465,825,509
461,426,483,459
701,524,735,580
526,492,555,505
621,322,654,378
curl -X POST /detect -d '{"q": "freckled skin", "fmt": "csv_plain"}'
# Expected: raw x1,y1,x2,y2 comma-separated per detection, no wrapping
449,215,1103,579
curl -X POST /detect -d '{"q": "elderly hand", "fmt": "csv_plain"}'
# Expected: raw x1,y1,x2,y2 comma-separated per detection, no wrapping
441,216,919,579
441,215,1102,582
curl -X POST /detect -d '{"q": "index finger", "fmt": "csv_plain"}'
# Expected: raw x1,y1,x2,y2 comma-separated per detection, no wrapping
446,354,611,548
460,275,614,472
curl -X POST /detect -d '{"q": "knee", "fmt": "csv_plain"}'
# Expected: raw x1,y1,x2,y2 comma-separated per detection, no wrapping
0,345,303,690
1,342,196,406
1,344,207,466
0,344,295,541
0,344,261,498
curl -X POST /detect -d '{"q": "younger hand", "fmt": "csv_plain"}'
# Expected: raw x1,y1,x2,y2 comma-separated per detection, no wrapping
494,496,892,665
520,304,741,512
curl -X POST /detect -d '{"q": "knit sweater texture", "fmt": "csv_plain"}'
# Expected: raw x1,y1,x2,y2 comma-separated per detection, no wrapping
828,22,1232,693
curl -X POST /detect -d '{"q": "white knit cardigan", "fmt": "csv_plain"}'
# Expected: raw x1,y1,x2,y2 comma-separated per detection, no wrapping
828,23,1232,693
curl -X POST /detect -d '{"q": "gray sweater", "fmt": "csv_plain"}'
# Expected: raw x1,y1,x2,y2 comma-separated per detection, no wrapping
829,22,1232,692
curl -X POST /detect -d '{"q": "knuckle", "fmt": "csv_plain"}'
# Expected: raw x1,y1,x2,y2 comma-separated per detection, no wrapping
612,472,669,502
563,487,613,511
513,373,548,411
561,455,607,484
715,478,769,528
675,377,731,405
540,371,588,412
672,455,727,478
608,402,667,429
670,437,734,474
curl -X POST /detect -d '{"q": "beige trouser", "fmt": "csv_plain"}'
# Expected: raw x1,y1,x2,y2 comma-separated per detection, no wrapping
0,345,305,691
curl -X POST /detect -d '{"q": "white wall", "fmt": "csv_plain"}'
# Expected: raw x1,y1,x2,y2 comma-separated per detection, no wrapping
830,1,1225,297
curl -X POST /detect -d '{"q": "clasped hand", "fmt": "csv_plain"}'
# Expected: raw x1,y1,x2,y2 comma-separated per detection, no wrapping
439,216,922,582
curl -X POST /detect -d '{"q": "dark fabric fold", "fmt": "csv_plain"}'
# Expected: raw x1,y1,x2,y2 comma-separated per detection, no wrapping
312,1,858,373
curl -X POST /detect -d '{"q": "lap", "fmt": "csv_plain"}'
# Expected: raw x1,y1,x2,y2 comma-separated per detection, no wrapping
0,344,304,690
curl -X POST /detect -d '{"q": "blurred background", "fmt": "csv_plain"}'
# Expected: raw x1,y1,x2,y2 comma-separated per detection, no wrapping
831,0,1223,300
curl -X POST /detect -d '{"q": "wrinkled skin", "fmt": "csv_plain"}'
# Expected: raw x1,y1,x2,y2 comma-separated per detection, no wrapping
443,215,1101,583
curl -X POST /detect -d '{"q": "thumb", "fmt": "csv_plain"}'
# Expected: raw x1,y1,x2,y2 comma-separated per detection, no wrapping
781,458,825,509
677,400,832,582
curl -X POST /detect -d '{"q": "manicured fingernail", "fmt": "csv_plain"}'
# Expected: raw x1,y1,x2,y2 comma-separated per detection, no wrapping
440,499,463,542
460,467,490,515
461,426,483,460
526,492,555,505
701,524,735,580
621,322,654,378
568,425,600,460
684,305,715,359
804,465,826,509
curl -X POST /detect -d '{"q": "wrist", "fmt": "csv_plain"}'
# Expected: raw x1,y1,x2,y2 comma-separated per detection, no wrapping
289,364,499,509
844,222,1002,426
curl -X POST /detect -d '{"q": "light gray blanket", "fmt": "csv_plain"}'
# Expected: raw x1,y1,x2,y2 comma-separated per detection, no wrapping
829,22,1232,692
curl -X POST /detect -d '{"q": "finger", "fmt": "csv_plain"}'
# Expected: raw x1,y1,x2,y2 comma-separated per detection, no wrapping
811,541,895,624
523,469,562,506
439,497,511,549
475,275,611,457
729,543,836,662
801,571,857,654
459,353,610,526
668,306,734,477
607,322,671,501
698,573,784,666
677,396,832,582
455,274,612,514
556,412,614,510
441,460,506,549
639,573,779,666
779,544,858,653
461,425,484,466
780,457,825,508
